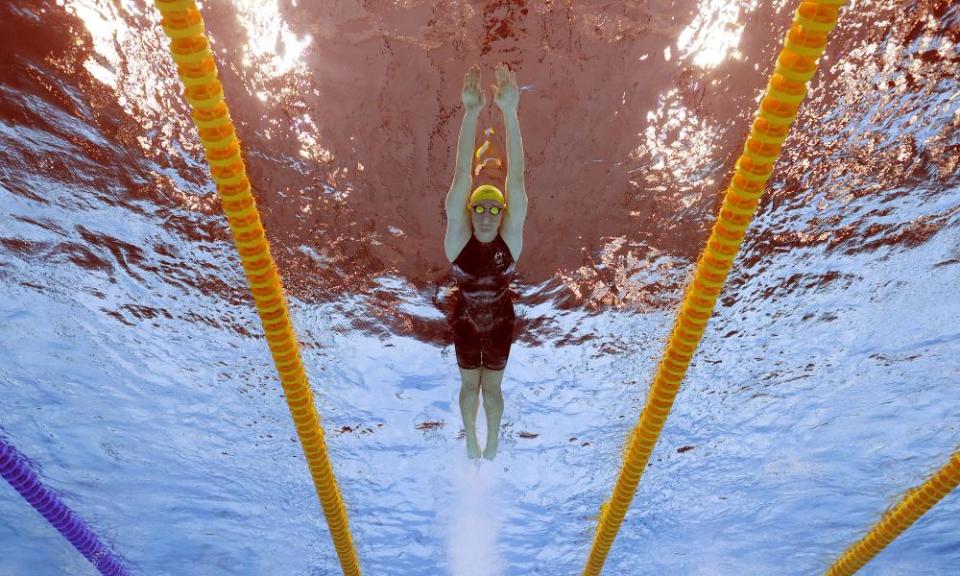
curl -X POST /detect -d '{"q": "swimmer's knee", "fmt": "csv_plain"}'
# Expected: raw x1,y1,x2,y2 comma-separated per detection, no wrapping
480,367,505,389
459,367,481,390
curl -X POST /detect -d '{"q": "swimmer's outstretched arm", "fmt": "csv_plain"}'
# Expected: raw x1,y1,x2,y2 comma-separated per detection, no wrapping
446,66,485,213
493,64,528,251
493,64,526,193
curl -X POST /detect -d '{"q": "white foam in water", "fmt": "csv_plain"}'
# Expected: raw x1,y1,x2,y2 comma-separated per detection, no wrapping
445,460,504,576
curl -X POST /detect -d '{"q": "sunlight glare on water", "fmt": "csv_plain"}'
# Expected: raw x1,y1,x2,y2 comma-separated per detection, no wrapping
58,0,182,155
677,0,751,69
233,0,312,77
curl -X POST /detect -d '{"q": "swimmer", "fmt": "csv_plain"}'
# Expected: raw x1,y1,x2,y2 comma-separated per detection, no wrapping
444,63,528,460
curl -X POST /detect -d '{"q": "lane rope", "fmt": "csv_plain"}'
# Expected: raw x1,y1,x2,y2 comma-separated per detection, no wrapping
151,2,361,574
0,436,132,576
582,2,848,575
824,449,960,575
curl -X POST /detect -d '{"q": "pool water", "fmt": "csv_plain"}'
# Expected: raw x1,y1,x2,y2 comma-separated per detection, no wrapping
1,1,958,574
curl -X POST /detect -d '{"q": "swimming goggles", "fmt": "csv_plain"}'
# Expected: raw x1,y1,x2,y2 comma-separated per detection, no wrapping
472,204,503,215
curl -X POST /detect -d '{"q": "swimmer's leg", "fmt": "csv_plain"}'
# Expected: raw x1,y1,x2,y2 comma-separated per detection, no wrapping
458,367,482,459
480,368,505,460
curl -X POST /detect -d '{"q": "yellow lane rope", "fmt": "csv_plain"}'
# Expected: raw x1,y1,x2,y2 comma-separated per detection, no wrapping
582,2,847,575
151,2,361,574
825,449,960,575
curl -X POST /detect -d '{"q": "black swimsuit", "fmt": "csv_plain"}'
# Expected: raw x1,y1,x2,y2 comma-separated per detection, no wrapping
451,233,516,370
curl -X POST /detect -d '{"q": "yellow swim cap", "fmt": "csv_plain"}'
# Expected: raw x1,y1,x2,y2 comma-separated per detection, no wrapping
470,184,505,207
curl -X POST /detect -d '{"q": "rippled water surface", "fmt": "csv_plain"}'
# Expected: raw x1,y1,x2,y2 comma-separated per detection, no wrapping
1,0,959,574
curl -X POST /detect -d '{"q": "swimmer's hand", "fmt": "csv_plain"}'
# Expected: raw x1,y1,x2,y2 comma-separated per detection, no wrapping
462,65,486,113
492,63,519,114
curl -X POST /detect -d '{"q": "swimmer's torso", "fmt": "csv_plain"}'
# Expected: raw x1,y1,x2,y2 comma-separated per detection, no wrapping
452,233,516,331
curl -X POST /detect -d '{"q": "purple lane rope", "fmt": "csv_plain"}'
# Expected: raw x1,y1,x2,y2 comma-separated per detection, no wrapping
0,436,131,576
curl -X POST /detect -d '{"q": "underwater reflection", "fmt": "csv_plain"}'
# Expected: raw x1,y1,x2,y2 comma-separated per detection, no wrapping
29,0,958,350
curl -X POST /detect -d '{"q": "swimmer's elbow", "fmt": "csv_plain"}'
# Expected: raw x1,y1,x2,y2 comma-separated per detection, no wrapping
506,167,525,183
505,173,527,202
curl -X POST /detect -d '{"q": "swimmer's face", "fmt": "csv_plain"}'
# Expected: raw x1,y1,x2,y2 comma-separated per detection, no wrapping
471,201,504,237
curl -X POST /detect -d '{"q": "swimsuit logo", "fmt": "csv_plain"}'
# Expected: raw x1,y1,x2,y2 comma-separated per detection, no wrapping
494,250,504,268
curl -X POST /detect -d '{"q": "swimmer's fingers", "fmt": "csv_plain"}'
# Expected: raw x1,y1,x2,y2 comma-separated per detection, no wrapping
492,63,519,111
462,65,486,111
501,65,517,88
476,67,484,87
494,63,508,86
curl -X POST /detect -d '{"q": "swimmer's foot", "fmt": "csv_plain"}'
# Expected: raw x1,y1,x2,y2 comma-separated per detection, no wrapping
482,438,498,460
466,436,481,459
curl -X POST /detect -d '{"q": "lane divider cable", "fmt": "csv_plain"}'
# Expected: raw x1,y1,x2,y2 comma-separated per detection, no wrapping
151,2,361,574
582,2,848,575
